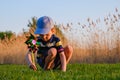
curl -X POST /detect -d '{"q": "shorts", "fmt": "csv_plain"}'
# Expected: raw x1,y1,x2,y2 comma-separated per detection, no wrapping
37,49,61,69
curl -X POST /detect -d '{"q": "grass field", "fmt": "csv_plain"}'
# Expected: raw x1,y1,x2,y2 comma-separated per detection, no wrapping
0,64,120,80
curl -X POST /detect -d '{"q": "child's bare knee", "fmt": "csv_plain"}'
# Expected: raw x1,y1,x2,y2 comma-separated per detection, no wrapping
65,45,73,53
48,48,57,57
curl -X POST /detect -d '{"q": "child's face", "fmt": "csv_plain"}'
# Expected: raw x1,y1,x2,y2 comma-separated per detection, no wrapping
39,28,54,42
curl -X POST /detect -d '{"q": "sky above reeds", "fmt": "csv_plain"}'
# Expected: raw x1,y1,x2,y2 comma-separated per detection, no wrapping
0,0,120,34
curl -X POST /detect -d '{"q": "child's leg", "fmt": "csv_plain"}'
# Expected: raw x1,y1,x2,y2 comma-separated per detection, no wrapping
64,45,73,64
44,48,57,70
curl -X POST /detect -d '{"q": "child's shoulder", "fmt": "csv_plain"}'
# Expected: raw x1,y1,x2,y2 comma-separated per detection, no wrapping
52,34,61,41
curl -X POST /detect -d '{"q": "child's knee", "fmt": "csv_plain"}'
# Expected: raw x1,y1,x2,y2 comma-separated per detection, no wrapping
48,48,57,57
65,45,73,53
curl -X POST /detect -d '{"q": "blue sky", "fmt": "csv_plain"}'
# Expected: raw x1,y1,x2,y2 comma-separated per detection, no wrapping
0,0,120,34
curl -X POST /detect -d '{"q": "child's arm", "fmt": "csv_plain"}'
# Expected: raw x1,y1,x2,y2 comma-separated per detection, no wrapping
55,37,66,71
59,51,66,72
26,50,37,71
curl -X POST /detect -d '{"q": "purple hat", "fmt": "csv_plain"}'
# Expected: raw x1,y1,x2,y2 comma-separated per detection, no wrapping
34,16,54,34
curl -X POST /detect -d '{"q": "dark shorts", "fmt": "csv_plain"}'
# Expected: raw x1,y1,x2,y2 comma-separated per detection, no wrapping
37,50,61,69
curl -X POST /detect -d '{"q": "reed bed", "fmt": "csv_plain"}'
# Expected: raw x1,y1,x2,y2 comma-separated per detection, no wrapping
0,8,120,64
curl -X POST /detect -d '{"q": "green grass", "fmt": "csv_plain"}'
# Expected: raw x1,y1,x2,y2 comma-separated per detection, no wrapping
0,64,120,80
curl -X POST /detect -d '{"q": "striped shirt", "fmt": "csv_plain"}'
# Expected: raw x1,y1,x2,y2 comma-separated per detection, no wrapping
37,34,64,56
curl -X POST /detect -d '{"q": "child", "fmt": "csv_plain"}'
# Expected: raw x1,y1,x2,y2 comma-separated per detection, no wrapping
26,16,73,72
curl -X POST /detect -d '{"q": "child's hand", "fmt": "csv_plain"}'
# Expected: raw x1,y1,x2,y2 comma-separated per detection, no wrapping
29,64,37,71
